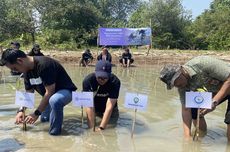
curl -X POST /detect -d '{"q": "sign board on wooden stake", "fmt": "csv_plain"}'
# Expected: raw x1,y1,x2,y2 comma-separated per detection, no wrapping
72,91,94,107
185,92,212,109
124,92,148,111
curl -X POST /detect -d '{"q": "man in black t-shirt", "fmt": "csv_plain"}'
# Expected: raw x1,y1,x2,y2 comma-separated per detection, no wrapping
0,49,77,135
119,48,134,67
83,60,120,131
79,49,93,66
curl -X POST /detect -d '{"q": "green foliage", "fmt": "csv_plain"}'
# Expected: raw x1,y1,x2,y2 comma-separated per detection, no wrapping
129,0,192,49
0,0,230,51
128,4,150,28
190,0,230,50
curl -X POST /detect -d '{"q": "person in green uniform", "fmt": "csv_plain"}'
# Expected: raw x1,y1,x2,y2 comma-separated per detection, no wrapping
160,56,230,140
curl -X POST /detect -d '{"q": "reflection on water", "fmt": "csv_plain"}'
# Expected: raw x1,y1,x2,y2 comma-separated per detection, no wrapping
0,65,230,151
0,138,24,151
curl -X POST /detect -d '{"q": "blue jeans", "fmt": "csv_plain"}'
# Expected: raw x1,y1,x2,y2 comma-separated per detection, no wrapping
40,89,72,135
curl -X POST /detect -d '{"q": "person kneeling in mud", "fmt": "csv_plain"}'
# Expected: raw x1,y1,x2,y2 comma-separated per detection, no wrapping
79,49,93,67
82,60,120,131
0,49,77,135
119,48,134,67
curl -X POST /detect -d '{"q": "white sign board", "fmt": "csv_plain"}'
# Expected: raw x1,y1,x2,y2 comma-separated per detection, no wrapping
15,91,35,108
185,92,212,109
124,92,148,111
72,91,94,107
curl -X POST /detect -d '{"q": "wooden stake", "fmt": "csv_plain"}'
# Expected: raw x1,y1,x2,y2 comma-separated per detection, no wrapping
193,108,200,141
93,107,96,132
81,106,84,128
131,109,137,138
22,107,27,131
92,86,100,132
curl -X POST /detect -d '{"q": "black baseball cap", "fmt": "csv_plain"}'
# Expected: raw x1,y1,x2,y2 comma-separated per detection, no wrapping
95,60,112,78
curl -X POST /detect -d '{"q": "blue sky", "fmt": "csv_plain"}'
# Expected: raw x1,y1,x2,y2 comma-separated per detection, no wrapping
182,0,214,19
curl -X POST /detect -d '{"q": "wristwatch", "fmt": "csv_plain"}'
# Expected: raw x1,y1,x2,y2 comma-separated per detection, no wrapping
34,109,41,116
213,100,219,107
17,107,24,113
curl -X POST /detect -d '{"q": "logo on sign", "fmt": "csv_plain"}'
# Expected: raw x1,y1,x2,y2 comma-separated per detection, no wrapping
194,95,204,104
133,97,139,104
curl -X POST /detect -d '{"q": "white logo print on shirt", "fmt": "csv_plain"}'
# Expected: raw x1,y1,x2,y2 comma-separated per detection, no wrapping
29,77,42,85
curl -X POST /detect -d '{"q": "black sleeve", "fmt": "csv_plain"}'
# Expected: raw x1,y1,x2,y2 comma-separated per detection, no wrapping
108,79,120,99
82,53,85,58
129,53,132,59
108,53,112,62
122,53,125,58
82,78,93,91
39,63,57,86
40,52,44,56
97,54,101,61
24,74,33,90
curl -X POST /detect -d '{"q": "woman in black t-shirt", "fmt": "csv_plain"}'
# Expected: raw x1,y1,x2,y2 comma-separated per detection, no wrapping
82,60,120,131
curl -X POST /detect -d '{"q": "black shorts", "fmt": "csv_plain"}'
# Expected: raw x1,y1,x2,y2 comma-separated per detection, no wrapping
191,95,230,124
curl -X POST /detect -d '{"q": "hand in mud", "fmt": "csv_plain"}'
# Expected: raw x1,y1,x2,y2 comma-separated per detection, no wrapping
95,127,104,132
15,112,25,124
24,113,39,124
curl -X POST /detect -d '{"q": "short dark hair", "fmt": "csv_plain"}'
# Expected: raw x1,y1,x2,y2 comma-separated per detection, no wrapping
10,42,20,49
0,49,26,66
125,48,130,52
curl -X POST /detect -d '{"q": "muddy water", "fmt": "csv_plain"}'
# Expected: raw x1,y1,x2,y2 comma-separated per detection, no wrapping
0,64,229,152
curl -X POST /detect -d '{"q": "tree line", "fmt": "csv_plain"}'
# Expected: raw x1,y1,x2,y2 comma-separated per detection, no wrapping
0,0,229,50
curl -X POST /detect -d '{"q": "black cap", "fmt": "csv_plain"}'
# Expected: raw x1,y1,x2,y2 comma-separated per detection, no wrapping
95,60,112,78
0,49,26,66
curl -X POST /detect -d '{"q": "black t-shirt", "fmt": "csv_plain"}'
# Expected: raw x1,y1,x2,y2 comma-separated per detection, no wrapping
82,52,93,60
24,56,77,96
82,73,120,113
122,52,132,60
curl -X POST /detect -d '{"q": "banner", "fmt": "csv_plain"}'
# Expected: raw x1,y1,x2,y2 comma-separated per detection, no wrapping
99,28,151,46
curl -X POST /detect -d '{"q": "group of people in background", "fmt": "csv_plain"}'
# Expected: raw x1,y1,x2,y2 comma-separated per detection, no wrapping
79,46,134,68
0,42,121,135
9,42,44,76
